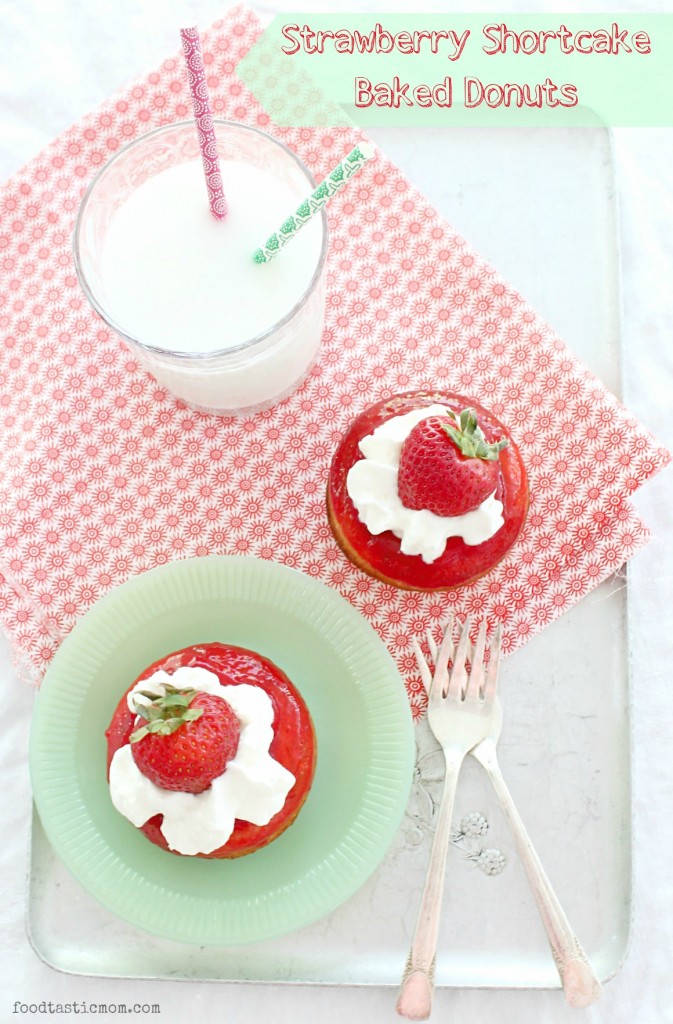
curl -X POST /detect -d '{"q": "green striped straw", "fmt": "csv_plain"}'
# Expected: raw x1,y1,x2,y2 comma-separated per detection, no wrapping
252,142,375,264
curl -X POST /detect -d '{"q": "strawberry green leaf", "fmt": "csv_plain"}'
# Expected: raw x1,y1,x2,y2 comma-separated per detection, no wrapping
441,408,508,461
129,685,203,742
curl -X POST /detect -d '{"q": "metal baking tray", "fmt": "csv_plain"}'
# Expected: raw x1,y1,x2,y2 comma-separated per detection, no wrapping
28,123,630,988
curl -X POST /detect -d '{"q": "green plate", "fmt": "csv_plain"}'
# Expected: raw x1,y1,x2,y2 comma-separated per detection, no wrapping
29,555,414,946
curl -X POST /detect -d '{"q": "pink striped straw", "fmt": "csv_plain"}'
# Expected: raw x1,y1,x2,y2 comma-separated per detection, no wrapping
180,25,227,220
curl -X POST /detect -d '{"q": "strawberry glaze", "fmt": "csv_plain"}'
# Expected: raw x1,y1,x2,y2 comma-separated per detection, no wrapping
327,391,529,590
106,642,316,859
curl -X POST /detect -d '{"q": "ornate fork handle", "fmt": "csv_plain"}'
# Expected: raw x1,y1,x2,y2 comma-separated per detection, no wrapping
472,739,601,1009
397,749,464,1021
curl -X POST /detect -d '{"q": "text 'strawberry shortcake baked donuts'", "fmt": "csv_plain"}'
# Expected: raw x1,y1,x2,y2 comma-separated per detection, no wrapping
327,391,529,591
105,642,317,859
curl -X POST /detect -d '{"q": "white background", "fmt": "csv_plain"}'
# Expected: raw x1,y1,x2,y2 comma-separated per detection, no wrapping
1,1,672,1022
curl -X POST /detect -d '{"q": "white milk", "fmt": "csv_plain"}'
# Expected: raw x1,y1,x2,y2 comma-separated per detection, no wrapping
96,158,326,413
101,160,323,354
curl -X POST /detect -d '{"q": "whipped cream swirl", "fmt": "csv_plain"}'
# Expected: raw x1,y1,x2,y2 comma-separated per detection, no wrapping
346,404,504,564
108,666,296,856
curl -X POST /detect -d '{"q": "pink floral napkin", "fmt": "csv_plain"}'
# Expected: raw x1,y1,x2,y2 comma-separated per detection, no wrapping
0,7,669,710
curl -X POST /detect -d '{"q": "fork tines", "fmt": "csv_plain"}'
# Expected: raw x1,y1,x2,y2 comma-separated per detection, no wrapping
415,617,501,702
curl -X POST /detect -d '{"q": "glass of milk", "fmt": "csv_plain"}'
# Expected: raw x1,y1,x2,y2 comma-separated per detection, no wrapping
74,121,328,415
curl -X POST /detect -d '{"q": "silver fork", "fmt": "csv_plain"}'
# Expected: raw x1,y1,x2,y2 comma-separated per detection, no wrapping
397,616,499,1021
424,626,602,1009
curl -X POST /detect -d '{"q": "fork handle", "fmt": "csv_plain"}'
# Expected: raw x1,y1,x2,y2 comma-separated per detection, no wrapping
397,752,463,1020
472,743,601,1008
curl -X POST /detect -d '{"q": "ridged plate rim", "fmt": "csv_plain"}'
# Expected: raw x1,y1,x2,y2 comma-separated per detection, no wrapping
29,555,414,946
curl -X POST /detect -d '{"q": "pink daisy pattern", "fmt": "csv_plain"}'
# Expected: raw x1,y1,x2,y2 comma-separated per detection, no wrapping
0,7,670,707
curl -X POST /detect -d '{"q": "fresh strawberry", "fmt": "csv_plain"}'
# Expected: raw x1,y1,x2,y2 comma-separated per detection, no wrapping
397,409,508,517
129,683,240,794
